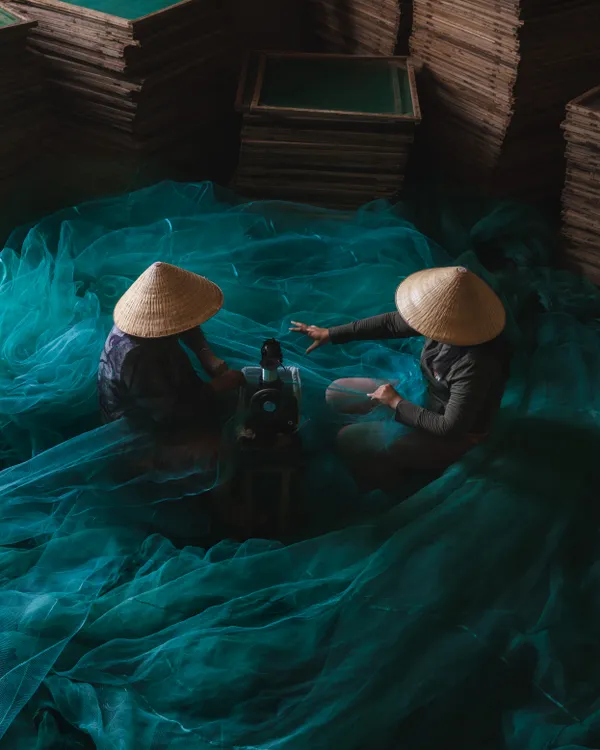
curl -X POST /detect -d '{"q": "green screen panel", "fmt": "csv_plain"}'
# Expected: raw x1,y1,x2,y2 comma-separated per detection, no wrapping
258,57,414,116
57,0,179,21
0,8,19,27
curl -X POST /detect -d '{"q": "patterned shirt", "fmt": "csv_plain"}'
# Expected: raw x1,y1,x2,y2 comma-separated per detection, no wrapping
98,326,226,427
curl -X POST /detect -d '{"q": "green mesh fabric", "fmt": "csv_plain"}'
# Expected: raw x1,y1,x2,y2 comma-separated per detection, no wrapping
259,58,413,115
0,9,18,27
56,0,178,20
1,181,600,749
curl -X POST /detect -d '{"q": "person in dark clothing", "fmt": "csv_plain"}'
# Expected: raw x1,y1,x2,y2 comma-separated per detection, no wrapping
291,266,510,489
98,325,240,428
98,262,244,471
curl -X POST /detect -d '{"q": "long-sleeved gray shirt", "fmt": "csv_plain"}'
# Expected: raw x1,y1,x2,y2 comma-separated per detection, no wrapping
328,312,511,439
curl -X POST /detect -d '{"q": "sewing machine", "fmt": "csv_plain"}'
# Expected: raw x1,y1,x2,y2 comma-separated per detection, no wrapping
235,339,303,536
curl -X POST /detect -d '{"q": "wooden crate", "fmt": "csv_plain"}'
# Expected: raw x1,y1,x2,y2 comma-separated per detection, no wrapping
232,52,421,209
6,0,225,74
236,51,420,121
4,0,234,209
410,0,600,201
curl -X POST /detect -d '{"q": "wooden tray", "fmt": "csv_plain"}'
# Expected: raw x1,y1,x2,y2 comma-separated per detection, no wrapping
7,0,218,35
0,3,35,40
410,0,600,201
233,52,421,209
235,51,421,124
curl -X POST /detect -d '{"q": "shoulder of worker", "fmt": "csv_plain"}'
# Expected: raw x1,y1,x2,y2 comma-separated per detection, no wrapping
179,326,207,345
461,333,512,371
102,325,138,357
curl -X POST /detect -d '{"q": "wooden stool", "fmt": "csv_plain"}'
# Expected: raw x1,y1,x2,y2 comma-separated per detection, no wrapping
236,432,302,538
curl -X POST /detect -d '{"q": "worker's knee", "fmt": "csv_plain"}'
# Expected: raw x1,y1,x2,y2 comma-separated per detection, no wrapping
326,377,383,415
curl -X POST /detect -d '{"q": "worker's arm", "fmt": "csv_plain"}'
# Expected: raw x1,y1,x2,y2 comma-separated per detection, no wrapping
180,327,228,379
394,359,493,438
328,312,417,344
123,350,209,427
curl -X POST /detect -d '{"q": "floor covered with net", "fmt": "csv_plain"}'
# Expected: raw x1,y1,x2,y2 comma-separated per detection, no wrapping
1,181,600,749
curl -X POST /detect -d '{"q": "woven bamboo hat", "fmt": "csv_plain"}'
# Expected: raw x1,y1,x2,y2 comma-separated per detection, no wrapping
114,262,224,338
395,266,506,346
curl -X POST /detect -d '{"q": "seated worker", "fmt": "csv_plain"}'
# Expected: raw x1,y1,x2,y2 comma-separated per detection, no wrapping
98,261,244,470
291,266,511,490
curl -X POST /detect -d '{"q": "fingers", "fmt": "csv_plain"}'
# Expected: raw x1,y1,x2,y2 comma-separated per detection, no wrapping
290,321,327,356
289,320,307,333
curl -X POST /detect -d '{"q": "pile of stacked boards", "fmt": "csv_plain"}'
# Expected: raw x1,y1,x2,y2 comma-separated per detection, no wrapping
0,4,43,226
308,0,411,55
233,52,421,209
410,0,600,202
5,0,234,203
562,85,600,286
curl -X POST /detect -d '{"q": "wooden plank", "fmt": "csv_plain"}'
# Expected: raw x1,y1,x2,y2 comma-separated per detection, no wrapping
235,50,418,207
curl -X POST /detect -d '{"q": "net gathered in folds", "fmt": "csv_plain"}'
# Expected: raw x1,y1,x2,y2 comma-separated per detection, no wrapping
1,181,600,749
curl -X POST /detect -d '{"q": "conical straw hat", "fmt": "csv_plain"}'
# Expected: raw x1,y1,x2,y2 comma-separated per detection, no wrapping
395,266,506,346
114,262,224,338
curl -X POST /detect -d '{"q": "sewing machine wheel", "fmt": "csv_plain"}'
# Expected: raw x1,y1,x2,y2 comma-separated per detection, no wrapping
248,388,298,433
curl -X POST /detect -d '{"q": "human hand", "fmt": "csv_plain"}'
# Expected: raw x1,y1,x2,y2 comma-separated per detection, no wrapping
211,369,246,394
367,384,402,410
289,321,330,354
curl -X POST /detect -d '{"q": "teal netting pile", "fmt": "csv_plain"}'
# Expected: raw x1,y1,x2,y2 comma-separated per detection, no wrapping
1,181,600,749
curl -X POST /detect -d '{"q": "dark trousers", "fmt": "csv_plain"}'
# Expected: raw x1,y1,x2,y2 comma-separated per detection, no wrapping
326,378,472,491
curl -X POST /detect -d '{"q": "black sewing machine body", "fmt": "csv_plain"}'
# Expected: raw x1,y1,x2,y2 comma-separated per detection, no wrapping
237,338,302,444
239,368,301,440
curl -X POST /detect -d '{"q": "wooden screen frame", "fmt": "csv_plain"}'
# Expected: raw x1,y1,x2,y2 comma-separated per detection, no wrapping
3,0,198,31
0,3,36,38
235,52,422,124
569,84,600,117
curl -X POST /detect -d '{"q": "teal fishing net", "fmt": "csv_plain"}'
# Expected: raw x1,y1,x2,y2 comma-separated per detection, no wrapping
1,181,600,749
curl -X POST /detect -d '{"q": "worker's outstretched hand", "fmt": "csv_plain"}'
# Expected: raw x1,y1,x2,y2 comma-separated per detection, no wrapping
289,321,330,354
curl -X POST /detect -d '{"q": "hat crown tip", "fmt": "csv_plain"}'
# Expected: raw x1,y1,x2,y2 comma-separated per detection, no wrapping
146,262,172,282
446,266,470,290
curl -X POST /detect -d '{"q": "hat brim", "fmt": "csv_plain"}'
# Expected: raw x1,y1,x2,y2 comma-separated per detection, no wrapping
395,270,506,346
113,269,224,339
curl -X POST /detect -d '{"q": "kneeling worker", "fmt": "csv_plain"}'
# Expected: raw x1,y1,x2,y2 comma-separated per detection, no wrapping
98,261,244,468
292,266,511,489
